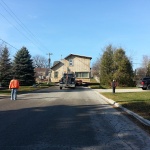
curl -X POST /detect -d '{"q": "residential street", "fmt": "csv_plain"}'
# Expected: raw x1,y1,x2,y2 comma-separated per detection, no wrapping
0,86,150,150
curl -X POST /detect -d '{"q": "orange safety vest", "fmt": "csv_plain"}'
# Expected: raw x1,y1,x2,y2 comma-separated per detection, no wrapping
9,79,20,89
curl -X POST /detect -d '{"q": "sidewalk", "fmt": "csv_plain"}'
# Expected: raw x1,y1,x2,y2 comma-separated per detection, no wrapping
93,88,150,127
94,88,144,93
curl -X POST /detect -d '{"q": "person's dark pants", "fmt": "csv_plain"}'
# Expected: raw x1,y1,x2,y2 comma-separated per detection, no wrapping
112,87,115,93
11,88,17,100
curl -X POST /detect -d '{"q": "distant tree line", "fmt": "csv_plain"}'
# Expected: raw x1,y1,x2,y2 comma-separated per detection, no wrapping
1,43,149,87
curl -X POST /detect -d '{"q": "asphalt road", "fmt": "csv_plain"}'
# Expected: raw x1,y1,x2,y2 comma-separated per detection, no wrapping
0,86,150,150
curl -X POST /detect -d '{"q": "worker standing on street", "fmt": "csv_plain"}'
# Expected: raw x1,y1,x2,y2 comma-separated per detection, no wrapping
111,79,117,93
9,76,20,100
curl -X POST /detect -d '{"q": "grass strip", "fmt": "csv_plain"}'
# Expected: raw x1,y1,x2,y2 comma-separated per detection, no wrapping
0,85,49,95
100,92,150,120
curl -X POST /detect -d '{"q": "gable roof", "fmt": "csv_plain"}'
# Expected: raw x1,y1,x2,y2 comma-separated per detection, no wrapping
53,61,60,66
35,68,48,72
64,54,92,60
51,61,61,69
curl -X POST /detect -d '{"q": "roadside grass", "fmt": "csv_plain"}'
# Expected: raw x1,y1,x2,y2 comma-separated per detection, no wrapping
90,84,137,89
90,84,106,89
18,85,49,94
90,79,150,120
100,92,150,120
90,78,136,89
90,78,107,89
0,84,50,95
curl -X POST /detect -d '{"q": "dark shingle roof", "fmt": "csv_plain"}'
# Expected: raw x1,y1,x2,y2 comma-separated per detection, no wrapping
64,54,92,60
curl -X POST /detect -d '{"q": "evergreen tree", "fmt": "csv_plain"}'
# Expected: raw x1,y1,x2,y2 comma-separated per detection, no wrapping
13,47,35,86
0,46,12,87
113,48,134,86
100,45,114,85
98,45,134,86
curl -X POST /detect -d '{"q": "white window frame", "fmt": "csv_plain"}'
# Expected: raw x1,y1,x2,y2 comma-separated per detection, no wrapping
75,72,89,78
69,59,73,66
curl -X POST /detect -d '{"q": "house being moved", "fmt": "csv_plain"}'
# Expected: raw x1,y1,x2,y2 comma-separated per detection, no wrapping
51,54,92,83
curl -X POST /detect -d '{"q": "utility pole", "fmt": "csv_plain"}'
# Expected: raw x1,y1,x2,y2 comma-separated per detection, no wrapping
47,53,53,84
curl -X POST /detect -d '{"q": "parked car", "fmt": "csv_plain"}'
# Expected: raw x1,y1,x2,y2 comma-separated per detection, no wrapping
136,77,150,90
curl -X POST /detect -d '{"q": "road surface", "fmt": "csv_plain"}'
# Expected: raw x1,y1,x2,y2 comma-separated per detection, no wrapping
0,86,150,150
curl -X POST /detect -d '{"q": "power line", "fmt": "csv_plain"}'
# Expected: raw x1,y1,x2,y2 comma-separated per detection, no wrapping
47,53,53,68
0,0,49,53
0,0,49,52
0,38,19,50
0,11,37,46
47,53,53,84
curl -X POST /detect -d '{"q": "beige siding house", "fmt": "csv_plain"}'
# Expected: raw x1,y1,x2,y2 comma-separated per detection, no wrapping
51,54,92,83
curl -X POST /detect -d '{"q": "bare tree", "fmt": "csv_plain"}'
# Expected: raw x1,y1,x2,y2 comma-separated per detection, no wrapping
91,58,101,83
142,55,150,76
32,55,49,68
147,61,150,76
0,45,3,56
136,67,146,79
92,57,101,77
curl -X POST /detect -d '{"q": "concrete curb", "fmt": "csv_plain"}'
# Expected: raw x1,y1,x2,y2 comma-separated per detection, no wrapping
95,91,150,127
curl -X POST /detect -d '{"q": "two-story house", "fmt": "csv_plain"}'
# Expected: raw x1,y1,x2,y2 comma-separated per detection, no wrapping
50,54,92,83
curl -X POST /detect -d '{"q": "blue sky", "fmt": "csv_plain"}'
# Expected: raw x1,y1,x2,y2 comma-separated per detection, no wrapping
0,0,150,69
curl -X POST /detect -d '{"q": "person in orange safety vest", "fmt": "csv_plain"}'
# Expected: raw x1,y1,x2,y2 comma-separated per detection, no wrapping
9,76,20,100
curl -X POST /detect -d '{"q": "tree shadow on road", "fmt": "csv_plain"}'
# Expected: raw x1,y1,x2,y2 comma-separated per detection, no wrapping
0,92,150,149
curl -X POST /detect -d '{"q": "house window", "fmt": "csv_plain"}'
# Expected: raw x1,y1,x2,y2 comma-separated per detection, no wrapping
69,59,73,66
54,71,58,78
75,72,89,78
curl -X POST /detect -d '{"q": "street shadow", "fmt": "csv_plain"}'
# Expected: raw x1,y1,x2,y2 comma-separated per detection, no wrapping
0,90,150,149
0,104,110,149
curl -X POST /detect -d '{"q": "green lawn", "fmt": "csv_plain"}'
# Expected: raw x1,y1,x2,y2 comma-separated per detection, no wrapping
100,92,150,120
90,78,137,89
0,85,50,95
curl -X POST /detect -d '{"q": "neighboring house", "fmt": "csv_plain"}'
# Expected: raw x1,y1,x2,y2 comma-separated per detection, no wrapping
51,54,92,83
34,68,49,81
